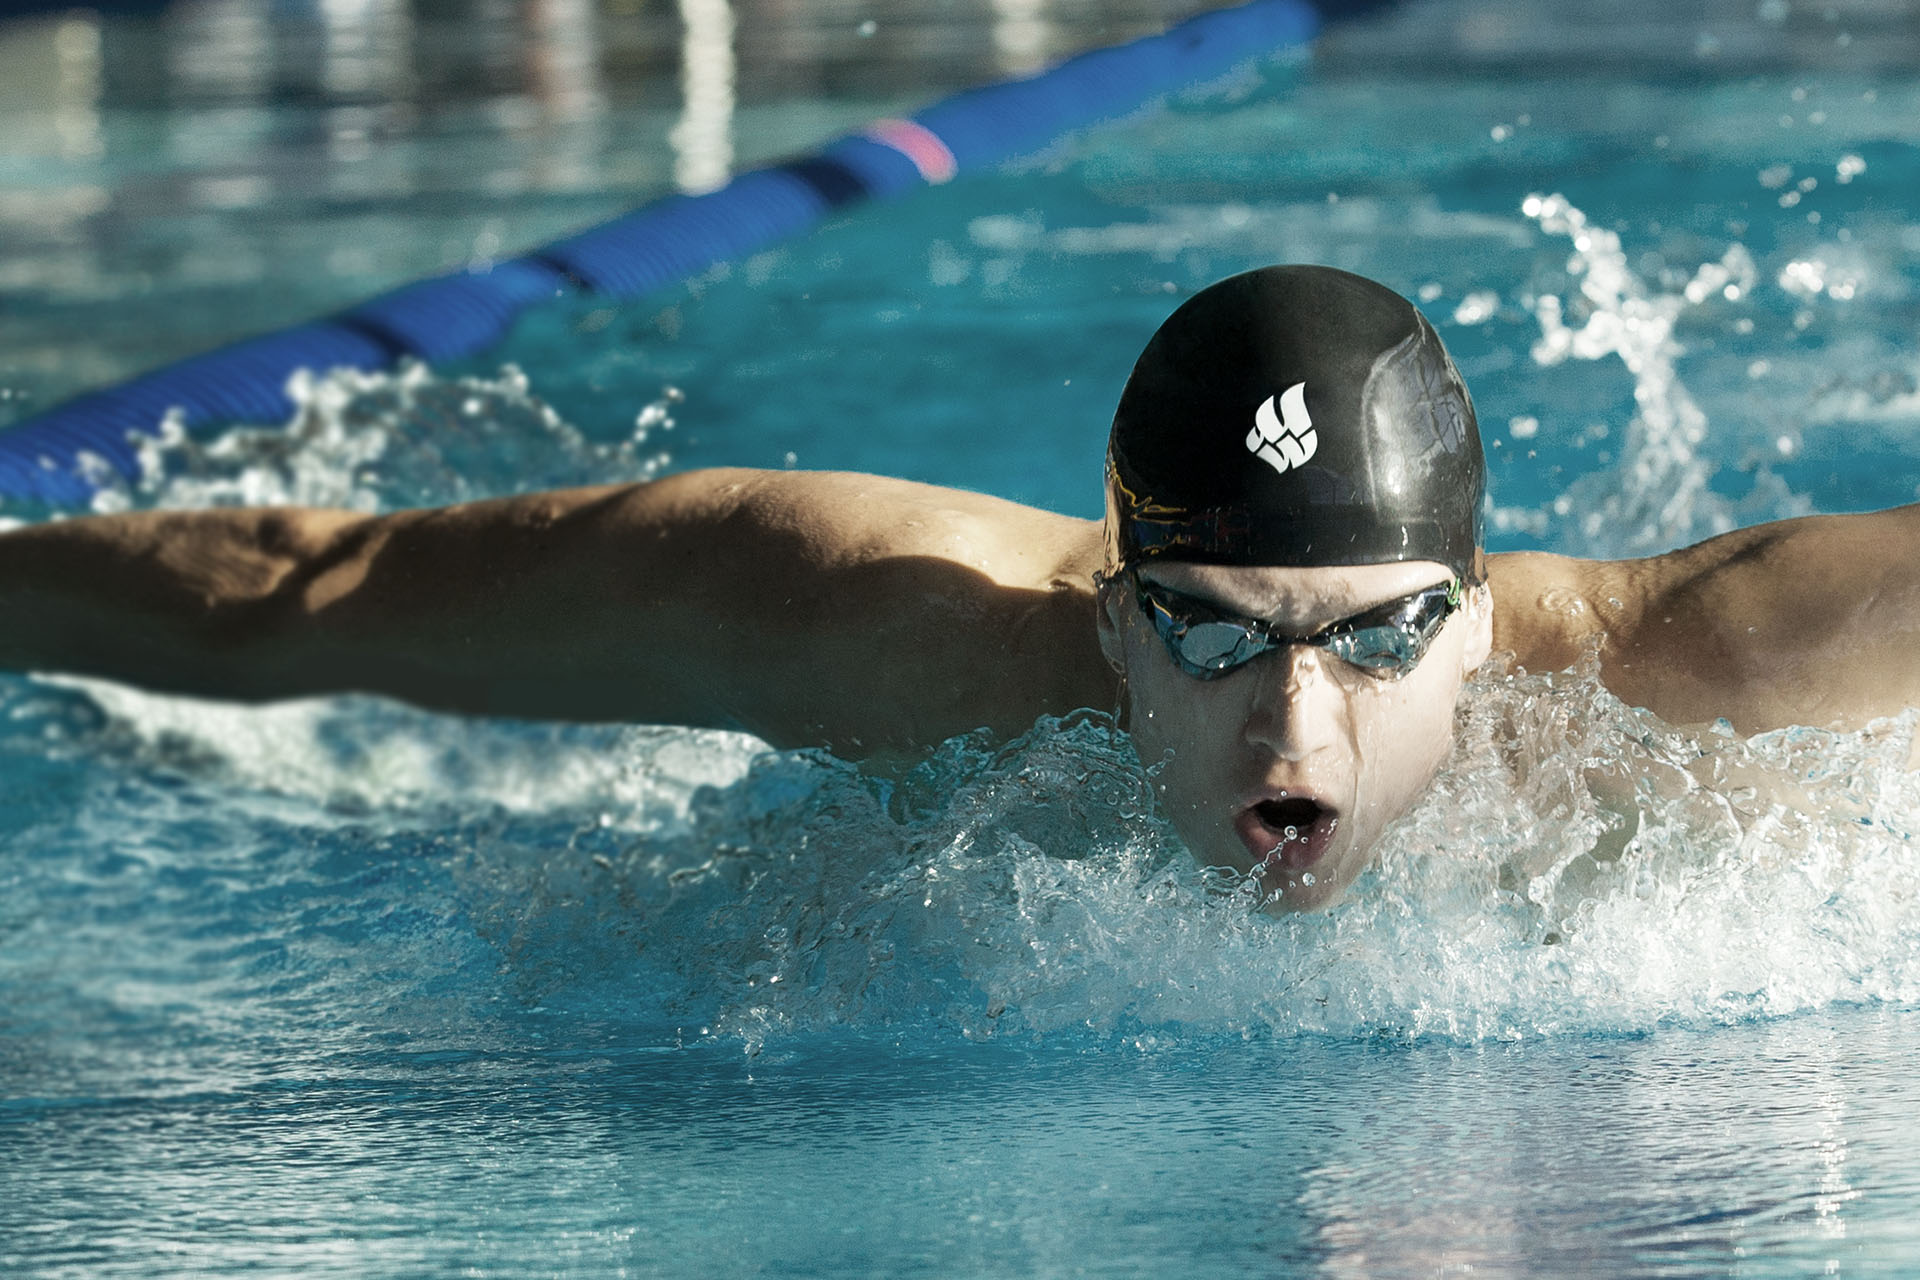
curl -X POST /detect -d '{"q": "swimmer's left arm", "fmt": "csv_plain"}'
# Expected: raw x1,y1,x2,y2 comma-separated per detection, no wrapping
1489,506,1920,735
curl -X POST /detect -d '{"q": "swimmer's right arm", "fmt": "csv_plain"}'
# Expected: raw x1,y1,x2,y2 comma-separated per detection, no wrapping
0,469,1110,754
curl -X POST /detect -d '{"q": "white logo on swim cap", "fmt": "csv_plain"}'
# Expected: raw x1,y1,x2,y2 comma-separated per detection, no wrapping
1246,383,1317,476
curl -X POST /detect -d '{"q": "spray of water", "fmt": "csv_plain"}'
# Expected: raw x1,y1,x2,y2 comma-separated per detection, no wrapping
429,664,1920,1053
52,361,679,519
19,633,1919,1053
1521,192,1758,556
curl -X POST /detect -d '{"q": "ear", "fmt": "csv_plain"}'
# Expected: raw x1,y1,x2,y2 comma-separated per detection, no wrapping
1459,581,1495,674
1094,573,1129,674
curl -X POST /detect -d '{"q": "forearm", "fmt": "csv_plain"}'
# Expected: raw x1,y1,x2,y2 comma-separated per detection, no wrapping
0,488,721,715
0,486,682,715
0,507,368,700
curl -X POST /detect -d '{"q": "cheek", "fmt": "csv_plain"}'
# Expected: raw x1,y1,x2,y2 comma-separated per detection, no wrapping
1350,668,1463,805
1118,630,1191,745
1125,663,1226,772
1118,638,1246,812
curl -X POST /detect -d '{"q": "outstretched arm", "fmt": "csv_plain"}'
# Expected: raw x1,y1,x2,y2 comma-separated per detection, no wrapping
1489,504,1920,735
0,469,1110,753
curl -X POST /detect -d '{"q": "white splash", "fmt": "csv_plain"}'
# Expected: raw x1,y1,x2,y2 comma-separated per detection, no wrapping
31,674,762,827
77,362,675,517
447,668,1920,1052
1522,192,1756,555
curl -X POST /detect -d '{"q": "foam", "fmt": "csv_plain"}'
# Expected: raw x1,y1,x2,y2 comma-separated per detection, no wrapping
34,677,764,825
61,361,678,519
433,671,1920,1052
22,608,1919,1055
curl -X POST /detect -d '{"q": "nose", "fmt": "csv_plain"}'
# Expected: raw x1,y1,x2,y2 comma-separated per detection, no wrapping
1241,643,1344,761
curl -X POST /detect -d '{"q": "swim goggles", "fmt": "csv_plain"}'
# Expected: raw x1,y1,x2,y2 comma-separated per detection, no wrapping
1134,574,1463,680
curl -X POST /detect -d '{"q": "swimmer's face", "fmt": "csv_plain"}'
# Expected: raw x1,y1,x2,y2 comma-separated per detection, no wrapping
1097,559,1493,912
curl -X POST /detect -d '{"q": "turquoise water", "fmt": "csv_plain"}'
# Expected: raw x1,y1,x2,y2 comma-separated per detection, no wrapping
7,1,1920,1275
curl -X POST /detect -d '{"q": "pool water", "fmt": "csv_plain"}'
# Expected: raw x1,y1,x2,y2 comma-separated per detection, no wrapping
7,0,1920,1275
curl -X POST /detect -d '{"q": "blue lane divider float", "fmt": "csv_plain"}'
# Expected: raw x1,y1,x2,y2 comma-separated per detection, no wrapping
0,0,1391,505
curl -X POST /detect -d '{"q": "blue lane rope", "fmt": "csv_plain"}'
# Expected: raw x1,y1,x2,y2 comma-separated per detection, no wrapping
0,0,1389,504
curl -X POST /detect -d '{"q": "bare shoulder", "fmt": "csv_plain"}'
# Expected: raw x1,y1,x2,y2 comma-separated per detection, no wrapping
1485,548,1615,674
343,466,1104,613
586,469,1112,750
601,467,1104,591
1485,507,1920,733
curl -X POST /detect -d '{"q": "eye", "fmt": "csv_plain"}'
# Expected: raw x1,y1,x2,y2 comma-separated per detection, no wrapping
1328,626,1419,673
1176,621,1258,672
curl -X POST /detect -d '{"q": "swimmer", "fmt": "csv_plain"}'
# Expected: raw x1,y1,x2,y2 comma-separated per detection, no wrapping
5,264,1920,910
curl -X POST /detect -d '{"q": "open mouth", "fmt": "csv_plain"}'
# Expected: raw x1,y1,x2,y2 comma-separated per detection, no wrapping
1235,796,1339,875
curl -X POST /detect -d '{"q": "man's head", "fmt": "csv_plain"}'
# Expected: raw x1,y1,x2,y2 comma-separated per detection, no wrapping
1095,265,1493,910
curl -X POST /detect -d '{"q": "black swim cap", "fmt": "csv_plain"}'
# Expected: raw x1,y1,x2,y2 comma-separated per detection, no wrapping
1106,265,1485,584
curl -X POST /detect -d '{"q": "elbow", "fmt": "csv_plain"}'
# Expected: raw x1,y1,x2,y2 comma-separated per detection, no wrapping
188,511,379,697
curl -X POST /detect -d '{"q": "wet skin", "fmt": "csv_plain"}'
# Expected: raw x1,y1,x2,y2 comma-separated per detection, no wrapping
1097,559,1493,911
5,468,1920,913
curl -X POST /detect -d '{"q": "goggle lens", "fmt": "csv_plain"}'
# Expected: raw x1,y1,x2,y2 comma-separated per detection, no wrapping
1175,620,1259,672
1325,626,1419,670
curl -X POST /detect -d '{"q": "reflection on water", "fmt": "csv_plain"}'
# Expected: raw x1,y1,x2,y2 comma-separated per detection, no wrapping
6,0,1919,425
990,0,1055,75
163,0,271,99
0,11,103,160
0,0,1215,415
1314,0,1920,72
526,0,606,124
669,0,733,194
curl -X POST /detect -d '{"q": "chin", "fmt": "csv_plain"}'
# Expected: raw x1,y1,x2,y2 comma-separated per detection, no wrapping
1179,826,1366,914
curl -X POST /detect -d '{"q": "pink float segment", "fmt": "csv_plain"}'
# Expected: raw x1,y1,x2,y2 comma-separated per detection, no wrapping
863,119,961,185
